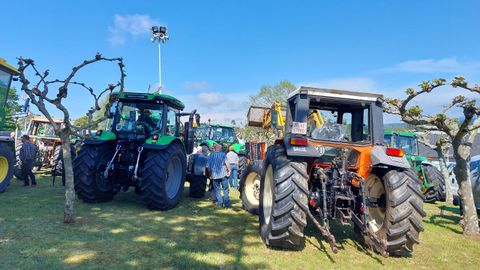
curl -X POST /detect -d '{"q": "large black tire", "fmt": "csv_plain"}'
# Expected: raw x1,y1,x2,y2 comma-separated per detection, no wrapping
0,143,14,193
365,169,426,255
259,145,308,249
238,155,247,175
423,165,446,203
189,175,207,198
73,144,116,203
239,160,263,215
140,143,186,210
14,141,23,180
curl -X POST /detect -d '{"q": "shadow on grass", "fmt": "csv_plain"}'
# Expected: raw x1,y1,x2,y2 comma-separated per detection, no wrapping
304,222,384,265
426,213,463,234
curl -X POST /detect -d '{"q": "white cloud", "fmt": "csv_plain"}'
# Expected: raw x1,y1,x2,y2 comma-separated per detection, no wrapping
379,57,480,74
108,14,160,46
184,81,209,91
299,77,377,92
197,92,226,106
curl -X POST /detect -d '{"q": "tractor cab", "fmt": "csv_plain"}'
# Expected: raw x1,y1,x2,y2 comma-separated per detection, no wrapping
0,58,19,130
384,131,419,157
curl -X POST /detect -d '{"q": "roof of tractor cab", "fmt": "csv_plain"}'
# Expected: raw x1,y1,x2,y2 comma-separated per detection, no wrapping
113,91,185,110
0,58,19,74
30,115,63,124
208,124,235,129
384,130,416,137
288,86,383,102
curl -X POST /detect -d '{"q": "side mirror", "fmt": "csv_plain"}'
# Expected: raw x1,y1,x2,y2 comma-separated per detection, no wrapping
23,98,30,113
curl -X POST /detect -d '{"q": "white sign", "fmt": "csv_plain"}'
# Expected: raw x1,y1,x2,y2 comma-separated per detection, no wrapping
292,121,307,135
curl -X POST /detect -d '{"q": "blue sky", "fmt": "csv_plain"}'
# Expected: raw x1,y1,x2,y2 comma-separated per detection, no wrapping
2,0,479,124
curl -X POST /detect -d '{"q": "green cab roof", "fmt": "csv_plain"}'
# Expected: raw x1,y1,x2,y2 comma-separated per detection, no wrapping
384,130,416,137
113,91,185,110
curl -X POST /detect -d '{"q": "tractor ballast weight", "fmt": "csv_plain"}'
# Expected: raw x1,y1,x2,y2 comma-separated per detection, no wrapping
73,91,199,210
253,86,425,257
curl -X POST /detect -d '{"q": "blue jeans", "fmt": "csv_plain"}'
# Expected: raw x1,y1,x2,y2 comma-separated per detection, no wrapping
228,164,238,189
21,159,36,186
213,177,230,207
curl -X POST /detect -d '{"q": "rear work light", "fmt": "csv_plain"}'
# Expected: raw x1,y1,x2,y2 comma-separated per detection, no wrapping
152,134,159,140
290,137,308,146
386,147,405,157
96,130,103,136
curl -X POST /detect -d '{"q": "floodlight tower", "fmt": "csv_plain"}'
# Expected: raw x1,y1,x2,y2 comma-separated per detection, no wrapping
151,26,169,94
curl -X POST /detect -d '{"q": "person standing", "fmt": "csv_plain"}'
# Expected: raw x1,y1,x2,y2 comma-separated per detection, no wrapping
206,144,231,208
20,135,37,186
226,146,239,189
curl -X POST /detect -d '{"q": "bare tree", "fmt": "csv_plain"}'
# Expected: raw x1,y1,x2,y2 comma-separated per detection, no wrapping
417,132,453,203
17,54,125,223
384,77,480,235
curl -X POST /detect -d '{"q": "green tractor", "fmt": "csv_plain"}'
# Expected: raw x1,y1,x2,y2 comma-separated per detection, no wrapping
73,91,199,210
194,124,245,154
0,58,19,193
384,131,446,203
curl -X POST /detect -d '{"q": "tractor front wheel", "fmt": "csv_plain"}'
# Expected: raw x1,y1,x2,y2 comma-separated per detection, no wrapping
239,160,262,215
141,143,186,210
259,145,308,249
423,165,446,203
73,144,116,203
0,144,14,193
364,169,426,256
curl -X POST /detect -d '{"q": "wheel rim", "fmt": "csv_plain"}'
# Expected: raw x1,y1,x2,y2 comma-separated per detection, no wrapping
0,156,8,183
166,156,182,199
365,174,386,233
245,170,261,206
263,165,274,225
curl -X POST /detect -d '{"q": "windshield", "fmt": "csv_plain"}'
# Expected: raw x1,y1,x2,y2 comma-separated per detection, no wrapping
113,102,163,135
194,125,210,143
211,126,236,144
385,134,418,155
308,104,370,144
33,122,57,137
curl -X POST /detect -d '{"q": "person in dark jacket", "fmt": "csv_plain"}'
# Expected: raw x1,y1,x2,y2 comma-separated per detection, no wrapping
20,135,37,186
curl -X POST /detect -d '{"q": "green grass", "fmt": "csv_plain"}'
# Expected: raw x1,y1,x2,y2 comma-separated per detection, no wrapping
1,175,479,270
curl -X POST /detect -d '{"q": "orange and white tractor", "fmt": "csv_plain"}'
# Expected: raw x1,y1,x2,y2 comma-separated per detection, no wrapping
244,86,425,257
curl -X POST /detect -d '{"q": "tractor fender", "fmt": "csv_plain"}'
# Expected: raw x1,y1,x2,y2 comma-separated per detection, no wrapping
83,139,114,145
142,138,186,153
371,145,411,169
283,135,321,158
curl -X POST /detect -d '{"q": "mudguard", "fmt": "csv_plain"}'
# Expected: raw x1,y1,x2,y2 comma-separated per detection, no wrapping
371,145,411,169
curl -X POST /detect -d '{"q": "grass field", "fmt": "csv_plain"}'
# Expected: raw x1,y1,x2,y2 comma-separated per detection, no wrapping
1,175,479,270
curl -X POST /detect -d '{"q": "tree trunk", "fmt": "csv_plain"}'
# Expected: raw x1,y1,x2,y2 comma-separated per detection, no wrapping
452,138,479,235
436,147,453,203
61,133,76,224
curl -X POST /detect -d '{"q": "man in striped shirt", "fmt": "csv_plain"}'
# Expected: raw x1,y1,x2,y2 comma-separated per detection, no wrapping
20,135,37,186
206,144,231,207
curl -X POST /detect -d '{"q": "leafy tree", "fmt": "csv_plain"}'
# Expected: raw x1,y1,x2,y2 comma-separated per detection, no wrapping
246,80,296,144
5,87,23,127
384,77,480,235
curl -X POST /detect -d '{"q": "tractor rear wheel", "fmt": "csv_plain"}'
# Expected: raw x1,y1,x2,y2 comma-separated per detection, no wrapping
238,155,247,175
14,141,23,180
239,160,262,215
0,143,14,193
364,169,426,256
423,165,446,203
141,143,186,210
259,145,308,249
189,175,207,198
73,144,116,203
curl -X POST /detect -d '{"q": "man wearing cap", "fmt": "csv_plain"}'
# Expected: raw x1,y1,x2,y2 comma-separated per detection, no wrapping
20,135,37,186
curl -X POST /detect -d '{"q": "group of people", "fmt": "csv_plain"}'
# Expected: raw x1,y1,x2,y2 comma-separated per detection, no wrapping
200,144,240,208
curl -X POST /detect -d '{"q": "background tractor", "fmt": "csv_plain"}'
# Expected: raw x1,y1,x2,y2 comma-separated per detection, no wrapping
0,58,18,193
73,91,199,210
14,115,63,179
186,123,246,197
246,86,425,257
384,131,446,203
